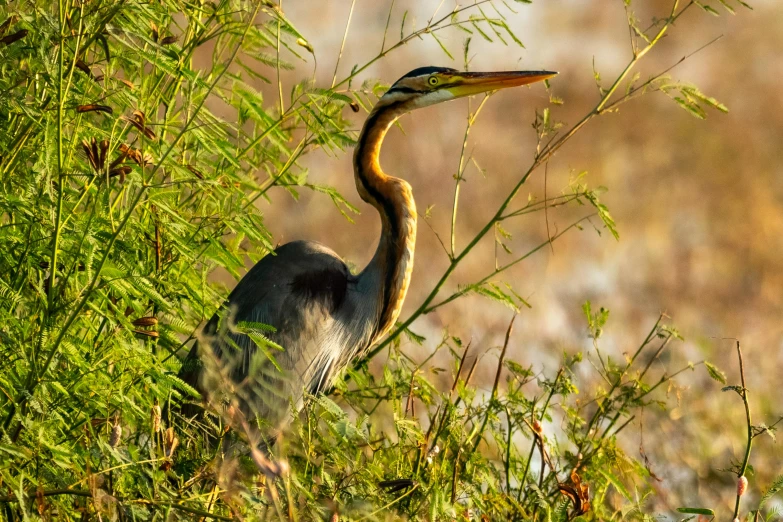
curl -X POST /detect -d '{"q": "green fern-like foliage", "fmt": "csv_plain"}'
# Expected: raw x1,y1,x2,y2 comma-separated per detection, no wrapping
0,0,760,520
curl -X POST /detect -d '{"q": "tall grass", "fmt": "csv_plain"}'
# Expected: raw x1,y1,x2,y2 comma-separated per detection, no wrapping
1,0,778,520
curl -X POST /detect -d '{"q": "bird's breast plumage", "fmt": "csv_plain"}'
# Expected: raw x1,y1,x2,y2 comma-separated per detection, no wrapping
179,240,379,440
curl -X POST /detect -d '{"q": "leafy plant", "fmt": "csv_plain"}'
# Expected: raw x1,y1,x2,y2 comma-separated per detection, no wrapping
0,0,761,520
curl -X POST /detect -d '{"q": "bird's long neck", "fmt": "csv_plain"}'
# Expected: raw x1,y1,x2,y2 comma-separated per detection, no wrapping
354,101,417,343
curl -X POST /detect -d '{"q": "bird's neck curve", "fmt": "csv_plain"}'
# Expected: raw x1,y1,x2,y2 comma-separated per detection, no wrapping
353,101,417,344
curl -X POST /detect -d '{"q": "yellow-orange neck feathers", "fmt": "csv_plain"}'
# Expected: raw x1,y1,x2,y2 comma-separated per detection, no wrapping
354,101,417,342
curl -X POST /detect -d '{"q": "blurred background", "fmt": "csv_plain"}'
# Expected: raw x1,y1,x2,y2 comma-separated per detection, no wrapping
249,0,780,512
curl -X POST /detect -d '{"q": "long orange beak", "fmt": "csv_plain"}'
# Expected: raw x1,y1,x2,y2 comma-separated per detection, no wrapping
447,70,557,97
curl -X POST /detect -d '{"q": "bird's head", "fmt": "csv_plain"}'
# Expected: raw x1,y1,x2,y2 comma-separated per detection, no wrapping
377,66,557,111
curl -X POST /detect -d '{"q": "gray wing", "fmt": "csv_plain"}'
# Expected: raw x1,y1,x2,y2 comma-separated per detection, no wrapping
178,240,366,437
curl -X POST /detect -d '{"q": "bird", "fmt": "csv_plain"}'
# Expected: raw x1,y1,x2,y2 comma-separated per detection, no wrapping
177,66,557,449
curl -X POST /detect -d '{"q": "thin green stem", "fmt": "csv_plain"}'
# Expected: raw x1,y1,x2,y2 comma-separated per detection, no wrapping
48,0,67,314
380,0,396,53
426,216,592,314
450,96,488,257
733,341,752,520
504,405,513,495
45,0,85,325
332,0,357,88
465,315,514,459
521,369,561,503
276,0,284,112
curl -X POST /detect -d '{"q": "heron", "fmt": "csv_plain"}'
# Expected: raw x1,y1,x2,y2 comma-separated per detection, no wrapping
178,66,556,448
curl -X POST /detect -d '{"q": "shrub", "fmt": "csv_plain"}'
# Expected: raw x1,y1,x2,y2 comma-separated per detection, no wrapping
1,0,774,520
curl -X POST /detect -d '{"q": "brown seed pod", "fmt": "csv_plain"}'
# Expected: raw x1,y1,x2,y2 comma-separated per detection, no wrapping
118,144,152,166
160,35,177,45
557,470,591,517
109,166,131,183
82,139,99,171
132,110,146,125
150,23,158,43
98,140,108,170
77,104,113,114
186,165,204,179
0,29,27,46
349,101,360,113
91,138,101,169
108,149,129,170
378,478,416,493
132,316,158,327
89,139,106,173
119,78,135,90
80,137,110,173
133,329,159,339
75,59,92,76
121,113,156,140
109,166,131,177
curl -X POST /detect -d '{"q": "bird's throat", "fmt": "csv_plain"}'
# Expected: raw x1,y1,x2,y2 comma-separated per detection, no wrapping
354,101,418,343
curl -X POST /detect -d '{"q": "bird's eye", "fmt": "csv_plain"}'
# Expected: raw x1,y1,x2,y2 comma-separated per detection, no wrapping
428,76,439,86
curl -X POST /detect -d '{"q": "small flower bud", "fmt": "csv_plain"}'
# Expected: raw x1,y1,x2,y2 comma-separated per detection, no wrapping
296,38,314,53
532,419,542,434
737,475,748,496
